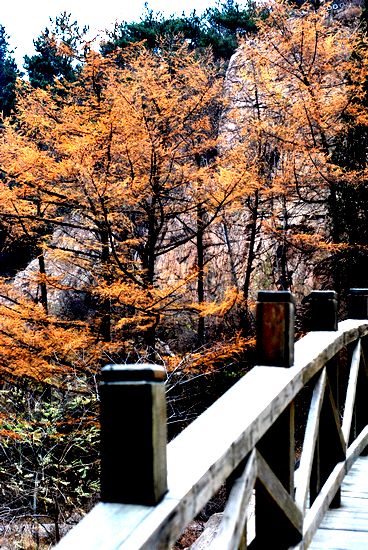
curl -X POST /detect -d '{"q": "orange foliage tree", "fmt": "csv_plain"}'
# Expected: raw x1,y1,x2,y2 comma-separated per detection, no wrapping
0,40,239,377
220,1,368,305
0,38,242,532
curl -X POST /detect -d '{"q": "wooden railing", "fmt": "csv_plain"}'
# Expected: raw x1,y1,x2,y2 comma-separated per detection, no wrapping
55,289,368,549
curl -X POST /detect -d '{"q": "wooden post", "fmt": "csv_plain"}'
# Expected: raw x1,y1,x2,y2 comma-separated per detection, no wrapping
99,364,167,505
255,291,300,548
348,288,368,319
307,290,338,331
256,290,295,367
307,291,339,404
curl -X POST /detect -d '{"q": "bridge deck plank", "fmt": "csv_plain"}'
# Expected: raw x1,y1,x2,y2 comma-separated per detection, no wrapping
309,457,368,549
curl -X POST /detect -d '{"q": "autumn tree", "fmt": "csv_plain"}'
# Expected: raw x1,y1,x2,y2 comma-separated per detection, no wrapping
0,38,237,365
219,1,368,312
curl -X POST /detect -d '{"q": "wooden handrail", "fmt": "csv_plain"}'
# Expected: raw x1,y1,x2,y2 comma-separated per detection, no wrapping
55,292,368,549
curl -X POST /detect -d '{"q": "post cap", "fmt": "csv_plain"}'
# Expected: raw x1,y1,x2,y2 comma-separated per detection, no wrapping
349,288,368,296
101,364,166,383
308,290,337,300
257,290,295,303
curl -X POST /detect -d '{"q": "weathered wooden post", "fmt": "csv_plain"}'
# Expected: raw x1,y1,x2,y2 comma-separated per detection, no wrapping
256,290,295,367
307,290,338,331
99,364,167,505
305,291,343,508
348,288,368,319
255,291,301,548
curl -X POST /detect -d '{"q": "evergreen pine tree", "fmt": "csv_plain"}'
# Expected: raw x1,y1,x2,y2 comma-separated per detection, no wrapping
0,25,18,117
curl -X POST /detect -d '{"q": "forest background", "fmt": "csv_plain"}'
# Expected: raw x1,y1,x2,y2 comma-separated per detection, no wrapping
0,0,367,547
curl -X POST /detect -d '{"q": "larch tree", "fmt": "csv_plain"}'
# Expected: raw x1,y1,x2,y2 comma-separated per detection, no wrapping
220,1,368,307
0,39,237,373
0,38,239,532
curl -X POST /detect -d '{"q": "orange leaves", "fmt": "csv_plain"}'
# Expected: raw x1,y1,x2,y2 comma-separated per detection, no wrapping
165,332,255,376
0,283,97,385
194,287,245,318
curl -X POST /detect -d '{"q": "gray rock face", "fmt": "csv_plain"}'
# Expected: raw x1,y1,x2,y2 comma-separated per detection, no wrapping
12,220,96,319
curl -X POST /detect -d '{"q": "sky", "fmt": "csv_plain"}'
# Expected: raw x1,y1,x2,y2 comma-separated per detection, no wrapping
1,0,217,69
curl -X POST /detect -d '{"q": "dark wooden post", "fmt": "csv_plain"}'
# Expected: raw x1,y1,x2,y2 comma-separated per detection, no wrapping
308,290,338,331
307,290,339,404
256,290,295,367
255,291,300,548
99,364,167,505
348,288,368,319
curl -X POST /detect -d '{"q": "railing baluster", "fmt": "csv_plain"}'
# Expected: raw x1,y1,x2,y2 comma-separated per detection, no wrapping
295,369,326,513
342,340,361,444
348,289,368,455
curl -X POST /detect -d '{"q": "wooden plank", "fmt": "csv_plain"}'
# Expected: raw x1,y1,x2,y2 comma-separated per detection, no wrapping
317,510,368,531
346,429,368,472
256,451,303,531
295,369,326,512
189,513,223,549
342,340,361,444
294,320,368,386
309,529,368,549
303,461,346,548
209,450,257,550
307,457,368,549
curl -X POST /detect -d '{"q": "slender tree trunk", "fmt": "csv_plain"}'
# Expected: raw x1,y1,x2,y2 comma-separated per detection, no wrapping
197,201,205,348
37,251,48,315
36,202,48,314
145,205,158,356
99,228,111,342
279,194,290,290
223,217,239,290
242,190,259,334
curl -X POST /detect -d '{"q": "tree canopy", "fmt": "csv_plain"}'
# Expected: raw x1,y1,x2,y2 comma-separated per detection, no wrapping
101,1,260,61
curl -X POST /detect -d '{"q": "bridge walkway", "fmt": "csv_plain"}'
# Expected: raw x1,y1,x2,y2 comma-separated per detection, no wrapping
309,456,368,549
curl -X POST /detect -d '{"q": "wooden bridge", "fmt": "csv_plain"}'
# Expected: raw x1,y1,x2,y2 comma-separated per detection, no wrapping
55,289,368,549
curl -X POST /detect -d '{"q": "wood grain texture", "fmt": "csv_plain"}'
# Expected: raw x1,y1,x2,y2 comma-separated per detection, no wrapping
295,369,326,512
189,513,223,550
342,340,361,444
309,457,368,550
209,450,257,550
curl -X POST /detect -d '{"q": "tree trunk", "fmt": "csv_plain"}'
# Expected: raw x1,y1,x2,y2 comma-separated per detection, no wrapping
38,250,48,315
99,228,111,342
197,201,205,348
242,189,259,334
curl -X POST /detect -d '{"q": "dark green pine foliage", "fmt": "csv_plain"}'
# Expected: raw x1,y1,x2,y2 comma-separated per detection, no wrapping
203,0,259,59
101,1,259,61
24,12,87,89
0,25,18,117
